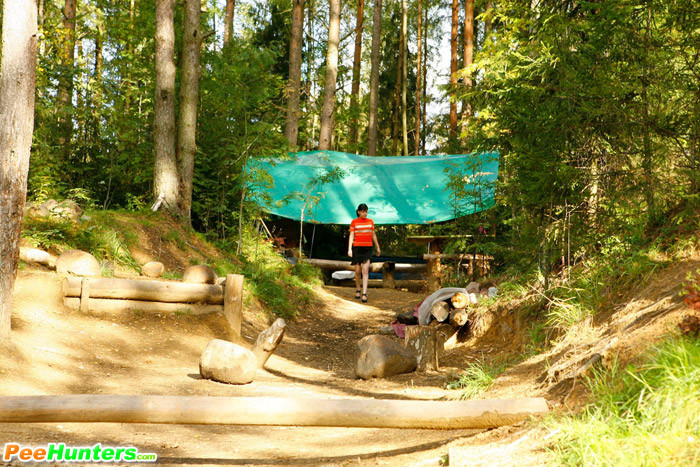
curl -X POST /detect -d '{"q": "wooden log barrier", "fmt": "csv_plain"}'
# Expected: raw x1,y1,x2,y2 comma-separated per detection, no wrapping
0,395,550,429
382,261,396,289
303,258,426,273
63,297,223,315
62,277,224,304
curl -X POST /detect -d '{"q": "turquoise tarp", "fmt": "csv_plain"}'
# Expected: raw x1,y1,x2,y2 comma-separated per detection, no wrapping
249,150,499,225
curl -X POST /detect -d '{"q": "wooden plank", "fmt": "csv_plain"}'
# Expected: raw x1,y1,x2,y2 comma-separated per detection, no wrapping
62,277,224,304
224,274,244,338
0,395,550,429
63,296,222,315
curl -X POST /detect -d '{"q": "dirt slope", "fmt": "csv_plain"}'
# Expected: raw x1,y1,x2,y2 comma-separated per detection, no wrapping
1,249,698,466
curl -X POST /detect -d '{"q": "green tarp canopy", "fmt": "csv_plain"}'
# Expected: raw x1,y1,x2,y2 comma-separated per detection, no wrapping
249,150,499,225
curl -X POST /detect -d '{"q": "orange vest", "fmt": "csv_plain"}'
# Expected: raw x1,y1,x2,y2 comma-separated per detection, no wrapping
350,218,374,246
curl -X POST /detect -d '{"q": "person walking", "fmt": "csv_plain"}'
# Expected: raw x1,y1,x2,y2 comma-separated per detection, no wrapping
348,203,381,303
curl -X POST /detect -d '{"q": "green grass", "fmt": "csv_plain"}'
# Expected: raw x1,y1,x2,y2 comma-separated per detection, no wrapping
445,358,509,399
546,335,700,466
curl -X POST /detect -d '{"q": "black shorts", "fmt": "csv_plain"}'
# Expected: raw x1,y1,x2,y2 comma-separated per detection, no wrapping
351,246,373,265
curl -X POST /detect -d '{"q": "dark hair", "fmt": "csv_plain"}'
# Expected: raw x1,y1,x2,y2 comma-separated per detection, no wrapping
356,203,368,216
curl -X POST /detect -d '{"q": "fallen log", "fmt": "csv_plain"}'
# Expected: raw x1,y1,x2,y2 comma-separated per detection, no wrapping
449,308,469,327
430,301,451,322
0,395,549,429
251,318,286,369
19,246,56,269
63,296,222,315
62,277,224,304
451,292,470,309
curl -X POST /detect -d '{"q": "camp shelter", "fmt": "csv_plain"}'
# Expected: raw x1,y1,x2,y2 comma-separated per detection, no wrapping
248,150,499,225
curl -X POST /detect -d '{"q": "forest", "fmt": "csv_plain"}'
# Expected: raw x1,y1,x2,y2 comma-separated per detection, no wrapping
1,1,700,464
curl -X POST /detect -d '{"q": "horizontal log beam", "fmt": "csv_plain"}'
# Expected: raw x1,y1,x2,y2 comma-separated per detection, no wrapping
304,258,425,273
62,277,223,304
63,297,222,315
0,395,549,429
423,254,494,261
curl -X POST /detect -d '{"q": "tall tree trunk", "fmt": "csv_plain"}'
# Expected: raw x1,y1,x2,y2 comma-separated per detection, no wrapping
348,0,364,147
0,0,38,339
641,7,654,225
318,0,341,150
223,0,235,47
177,0,202,227
367,0,382,156
305,0,315,150
58,0,76,160
153,0,178,213
449,0,458,142
421,3,428,154
400,0,408,156
461,0,474,137
414,0,422,155
284,0,305,147
125,0,135,113
485,1,493,36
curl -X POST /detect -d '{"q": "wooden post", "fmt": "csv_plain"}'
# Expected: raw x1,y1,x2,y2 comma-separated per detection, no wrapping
382,261,396,289
0,395,550,429
426,242,442,292
251,318,286,369
224,274,244,338
79,278,90,313
404,325,438,371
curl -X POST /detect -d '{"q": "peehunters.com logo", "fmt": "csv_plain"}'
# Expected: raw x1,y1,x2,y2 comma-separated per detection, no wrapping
3,442,157,463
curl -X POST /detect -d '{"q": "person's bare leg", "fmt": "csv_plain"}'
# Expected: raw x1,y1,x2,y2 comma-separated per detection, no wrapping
361,260,370,295
354,263,362,297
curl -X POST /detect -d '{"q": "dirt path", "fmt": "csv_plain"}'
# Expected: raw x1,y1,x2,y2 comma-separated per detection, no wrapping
1,269,532,466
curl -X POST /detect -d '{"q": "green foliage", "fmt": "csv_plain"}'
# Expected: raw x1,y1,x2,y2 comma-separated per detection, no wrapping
21,214,139,271
445,358,509,399
546,335,700,466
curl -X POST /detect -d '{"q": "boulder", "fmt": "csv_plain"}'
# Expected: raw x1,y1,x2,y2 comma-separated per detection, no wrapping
51,200,82,221
354,335,417,379
142,261,165,278
183,264,217,284
199,339,257,385
465,281,480,295
55,250,101,277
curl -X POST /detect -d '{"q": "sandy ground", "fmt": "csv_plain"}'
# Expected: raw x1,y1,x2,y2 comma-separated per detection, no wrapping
1,254,698,466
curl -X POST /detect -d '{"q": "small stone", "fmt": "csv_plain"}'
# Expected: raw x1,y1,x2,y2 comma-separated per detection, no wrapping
142,261,165,278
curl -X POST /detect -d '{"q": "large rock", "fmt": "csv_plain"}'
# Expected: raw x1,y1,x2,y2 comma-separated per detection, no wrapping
354,335,417,379
199,339,257,385
142,261,165,278
183,264,217,284
51,200,82,221
55,250,101,277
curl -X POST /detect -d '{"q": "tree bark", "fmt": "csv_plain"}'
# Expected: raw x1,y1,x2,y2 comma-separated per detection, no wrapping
153,0,179,214
62,277,224,304
449,0,459,142
348,0,364,146
462,0,474,122
0,0,38,339
223,0,235,47
367,0,382,156
318,0,341,150
400,0,408,156
176,0,202,227
284,0,305,147
414,0,422,155
57,0,76,159
421,5,428,154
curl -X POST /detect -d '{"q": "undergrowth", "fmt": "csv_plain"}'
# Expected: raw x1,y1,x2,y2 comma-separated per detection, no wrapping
21,208,323,320
445,358,509,399
545,334,700,466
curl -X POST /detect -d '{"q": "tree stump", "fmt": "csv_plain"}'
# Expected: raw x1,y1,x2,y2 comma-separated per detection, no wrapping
251,318,287,369
404,326,438,371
